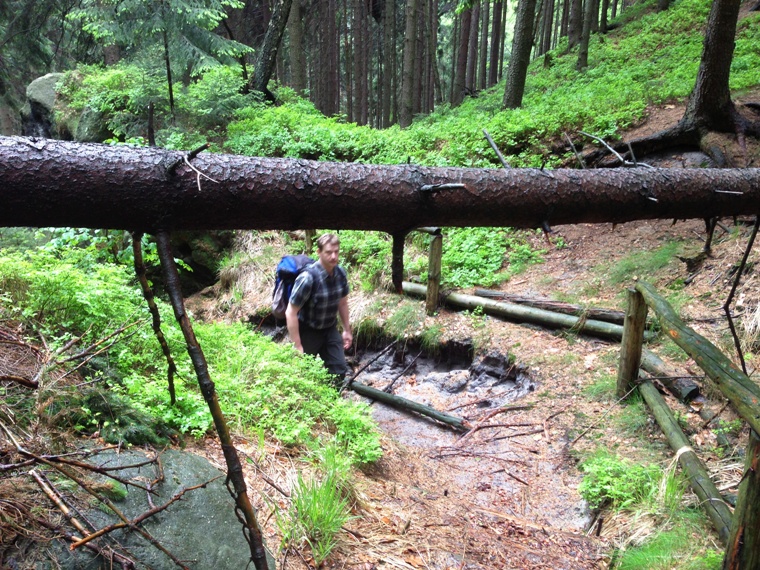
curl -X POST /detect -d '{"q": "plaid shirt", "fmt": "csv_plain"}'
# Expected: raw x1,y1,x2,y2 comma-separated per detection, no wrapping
289,263,349,330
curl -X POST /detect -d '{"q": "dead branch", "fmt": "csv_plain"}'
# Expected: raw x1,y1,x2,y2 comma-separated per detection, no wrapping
132,232,177,405
70,478,219,550
0,374,38,388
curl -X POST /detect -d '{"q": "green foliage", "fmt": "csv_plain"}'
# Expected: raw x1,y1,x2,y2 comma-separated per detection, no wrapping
605,241,683,286
385,302,426,340
274,467,353,566
0,246,381,465
578,450,661,510
338,231,393,291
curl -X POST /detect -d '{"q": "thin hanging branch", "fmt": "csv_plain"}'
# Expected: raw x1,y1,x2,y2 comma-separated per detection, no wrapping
154,231,271,570
132,232,177,405
722,216,760,375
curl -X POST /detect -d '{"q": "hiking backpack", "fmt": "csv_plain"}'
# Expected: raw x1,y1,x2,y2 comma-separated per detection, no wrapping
271,254,316,320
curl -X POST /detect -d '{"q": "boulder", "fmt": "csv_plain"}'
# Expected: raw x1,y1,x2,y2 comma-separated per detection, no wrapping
21,73,69,139
29,449,275,570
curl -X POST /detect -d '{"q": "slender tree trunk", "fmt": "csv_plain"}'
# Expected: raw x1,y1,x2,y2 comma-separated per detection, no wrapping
413,0,425,115
400,0,419,127
498,0,508,80
559,0,570,37
452,7,472,106
575,0,593,70
466,1,480,93
478,0,490,90
287,0,306,95
250,0,295,100
382,0,395,126
162,29,175,117
488,0,503,86
540,0,555,55
600,0,609,32
567,0,582,50
503,0,538,108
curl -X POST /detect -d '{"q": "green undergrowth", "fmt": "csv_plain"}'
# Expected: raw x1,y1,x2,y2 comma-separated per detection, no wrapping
56,0,760,169
0,244,381,465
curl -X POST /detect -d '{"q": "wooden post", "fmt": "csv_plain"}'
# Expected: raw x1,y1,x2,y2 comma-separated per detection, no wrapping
617,287,648,398
391,232,407,293
426,231,443,316
304,229,315,255
723,429,760,569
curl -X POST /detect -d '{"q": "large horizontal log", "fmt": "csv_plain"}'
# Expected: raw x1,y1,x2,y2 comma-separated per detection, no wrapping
2,137,760,233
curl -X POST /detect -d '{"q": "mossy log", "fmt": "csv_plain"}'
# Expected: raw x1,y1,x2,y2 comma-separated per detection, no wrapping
348,380,469,432
635,281,760,436
473,289,627,324
638,380,733,543
640,349,701,403
403,282,652,341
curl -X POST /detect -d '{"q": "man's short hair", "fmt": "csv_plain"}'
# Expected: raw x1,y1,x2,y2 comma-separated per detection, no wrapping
317,233,340,251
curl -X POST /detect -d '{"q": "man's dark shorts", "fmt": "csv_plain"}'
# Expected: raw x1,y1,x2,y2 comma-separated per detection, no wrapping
299,322,348,377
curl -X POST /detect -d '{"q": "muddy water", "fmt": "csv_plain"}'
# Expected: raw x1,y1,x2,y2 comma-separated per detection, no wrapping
348,345,593,532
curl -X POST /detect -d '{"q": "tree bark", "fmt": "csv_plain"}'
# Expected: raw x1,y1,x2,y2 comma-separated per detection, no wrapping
399,0,419,127
452,7,472,106
3,137,760,233
723,429,760,569
503,0,538,109
638,380,733,544
287,0,306,95
488,1,503,87
567,0,582,50
250,0,294,101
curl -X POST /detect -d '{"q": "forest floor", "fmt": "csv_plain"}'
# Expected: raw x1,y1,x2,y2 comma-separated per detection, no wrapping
3,100,759,569
186,98,760,569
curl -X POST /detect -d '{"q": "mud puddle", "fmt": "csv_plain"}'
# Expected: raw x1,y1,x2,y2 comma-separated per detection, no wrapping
347,343,593,532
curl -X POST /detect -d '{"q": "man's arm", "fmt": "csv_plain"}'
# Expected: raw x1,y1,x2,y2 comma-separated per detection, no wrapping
285,303,303,352
338,296,352,350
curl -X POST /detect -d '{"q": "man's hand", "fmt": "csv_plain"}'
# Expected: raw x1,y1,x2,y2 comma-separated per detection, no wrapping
342,330,353,350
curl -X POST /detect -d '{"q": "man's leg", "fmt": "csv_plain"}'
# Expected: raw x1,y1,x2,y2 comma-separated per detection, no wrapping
320,326,348,386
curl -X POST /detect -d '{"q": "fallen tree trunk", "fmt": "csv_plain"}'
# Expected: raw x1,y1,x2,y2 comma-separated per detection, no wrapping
638,380,733,544
473,289,627,324
403,282,653,341
2,137,760,233
348,380,469,432
636,281,760,436
640,349,701,403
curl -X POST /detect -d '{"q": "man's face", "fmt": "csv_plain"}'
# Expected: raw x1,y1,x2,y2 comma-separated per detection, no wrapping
318,242,340,272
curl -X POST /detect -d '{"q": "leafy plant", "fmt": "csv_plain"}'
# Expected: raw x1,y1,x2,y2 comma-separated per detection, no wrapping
578,450,661,510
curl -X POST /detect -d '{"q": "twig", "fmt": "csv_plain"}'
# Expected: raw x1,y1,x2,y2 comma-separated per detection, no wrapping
343,340,397,389
579,131,654,168
567,383,640,447
722,216,759,375
483,129,510,168
381,350,423,393
563,132,585,168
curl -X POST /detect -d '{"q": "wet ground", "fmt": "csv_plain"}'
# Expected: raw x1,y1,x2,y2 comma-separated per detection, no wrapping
346,344,594,534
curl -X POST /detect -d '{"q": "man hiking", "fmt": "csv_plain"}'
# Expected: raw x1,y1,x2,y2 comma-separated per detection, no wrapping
285,233,352,384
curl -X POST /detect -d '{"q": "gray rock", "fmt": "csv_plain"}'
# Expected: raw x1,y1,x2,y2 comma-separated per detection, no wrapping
35,449,275,570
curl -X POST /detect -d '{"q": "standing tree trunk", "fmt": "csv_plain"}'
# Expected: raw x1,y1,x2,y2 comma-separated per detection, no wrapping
488,0,503,87
250,0,295,101
478,0,490,90
399,0,419,127
466,1,480,94
382,0,395,126
452,7,472,106
287,0,307,95
503,0,538,109
567,0,582,50
575,0,594,70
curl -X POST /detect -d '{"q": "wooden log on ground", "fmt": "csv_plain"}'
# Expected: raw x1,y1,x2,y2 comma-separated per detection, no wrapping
723,429,760,569
474,289,627,324
348,380,469,432
403,282,653,341
640,349,701,403
638,380,733,544
636,281,760,436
